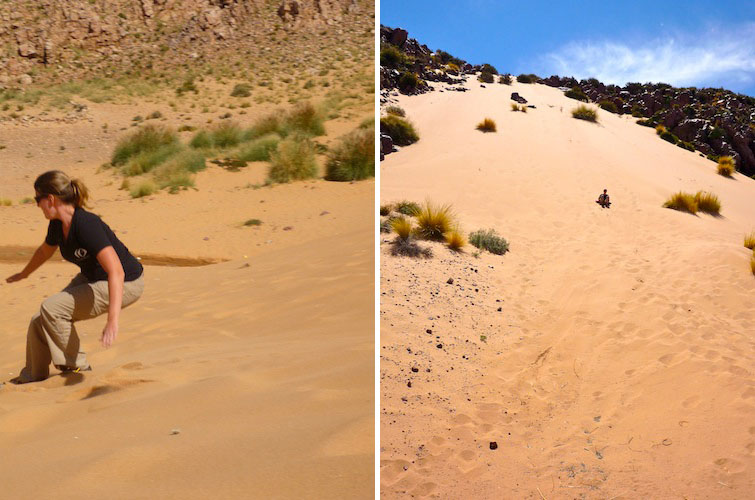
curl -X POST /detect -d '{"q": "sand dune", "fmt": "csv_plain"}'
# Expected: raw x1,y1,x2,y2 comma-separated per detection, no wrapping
380,78,754,498
0,124,374,496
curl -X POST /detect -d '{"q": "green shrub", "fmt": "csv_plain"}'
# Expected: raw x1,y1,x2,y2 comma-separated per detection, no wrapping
517,73,538,83
123,142,183,176
190,121,244,149
176,76,198,95
398,72,421,93
677,141,695,152
660,130,679,144
396,200,420,216
380,45,405,68
111,124,178,166
130,180,157,198
565,87,588,102
717,156,736,176
237,133,280,162
325,124,374,181
480,64,498,75
598,100,618,113
268,134,317,183
284,101,325,136
708,126,725,140
637,118,655,127
469,229,509,255
663,192,698,214
231,83,252,97
380,115,419,146
244,218,262,226
178,124,196,132
152,149,206,193
499,74,512,85
415,202,454,241
380,204,392,216
478,72,495,84
694,191,720,215
247,114,283,140
476,117,496,132
385,105,405,117
572,105,598,122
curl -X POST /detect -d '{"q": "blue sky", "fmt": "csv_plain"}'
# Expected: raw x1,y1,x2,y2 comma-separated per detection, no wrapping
380,1,755,97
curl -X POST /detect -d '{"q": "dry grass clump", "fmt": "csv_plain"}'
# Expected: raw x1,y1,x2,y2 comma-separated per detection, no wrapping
284,101,325,137
693,191,721,215
1,198,12,206
267,134,317,183
190,121,244,149
129,179,157,198
391,217,412,240
717,156,736,177
380,115,419,146
415,202,454,241
152,149,206,193
236,133,281,162
663,192,698,214
744,231,755,250
469,229,509,255
395,200,421,216
324,122,374,181
111,124,179,168
476,118,497,133
445,229,466,251
751,254,755,275
385,105,405,117
380,203,392,216
572,105,598,122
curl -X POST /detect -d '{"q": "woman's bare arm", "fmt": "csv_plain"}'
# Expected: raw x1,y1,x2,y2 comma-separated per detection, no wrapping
5,242,57,283
96,245,125,348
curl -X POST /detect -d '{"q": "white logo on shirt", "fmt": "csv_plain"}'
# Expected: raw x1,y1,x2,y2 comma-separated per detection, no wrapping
74,248,88,259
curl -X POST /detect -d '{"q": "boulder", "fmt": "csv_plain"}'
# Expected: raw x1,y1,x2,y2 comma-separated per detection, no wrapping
511,92,527,104
389,28,407,46
380,134,393,157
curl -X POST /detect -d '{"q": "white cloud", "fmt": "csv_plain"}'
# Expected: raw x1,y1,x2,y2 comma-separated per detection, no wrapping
542,24,755,89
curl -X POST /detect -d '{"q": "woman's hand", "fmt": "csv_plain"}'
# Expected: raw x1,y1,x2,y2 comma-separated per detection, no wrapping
101,320,119,348
5,272,28,283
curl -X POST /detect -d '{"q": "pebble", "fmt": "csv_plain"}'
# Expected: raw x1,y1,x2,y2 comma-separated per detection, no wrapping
170,428,181,435
446,278,454,284
489,442,498,450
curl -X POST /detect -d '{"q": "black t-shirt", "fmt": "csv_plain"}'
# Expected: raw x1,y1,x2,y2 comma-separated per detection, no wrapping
45,207,143,282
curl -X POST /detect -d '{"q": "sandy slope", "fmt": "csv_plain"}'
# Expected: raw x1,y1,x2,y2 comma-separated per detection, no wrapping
0,105,374,497
380,78,755,498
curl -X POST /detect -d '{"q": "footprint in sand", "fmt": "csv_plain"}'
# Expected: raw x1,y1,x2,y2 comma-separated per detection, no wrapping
658,353,675,365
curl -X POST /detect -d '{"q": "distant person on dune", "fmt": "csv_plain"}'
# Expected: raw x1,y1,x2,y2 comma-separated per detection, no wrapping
4,170,144,384
596,189,611,208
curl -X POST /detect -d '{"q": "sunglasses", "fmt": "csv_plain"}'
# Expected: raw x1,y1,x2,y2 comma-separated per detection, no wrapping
34,193,50,204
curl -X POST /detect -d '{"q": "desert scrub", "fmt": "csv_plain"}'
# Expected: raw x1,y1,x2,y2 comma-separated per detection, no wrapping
385,105,405,117
391,217,412,240
325,123,374,181
268,134,317,183
469,229,509,255
1,198,12,206
717,156,735,177
499,74,513,85
415,202,454,241
565,87,588,102
236,134,281,162
395,200,421,216
445,229,466,251
190,121,243,149
247,114,283,139
398,72,421,93
243,219,262,226
744,231,755,250
572,105,598,122
655,125,679,144
663,192,698,214
284,101,325,136
380,44,405,68
380,204,392,216
152,149,206,193
476,118,496,133
380,115,418,146
598,100,618,113
636,118,655,127
516,73,538,83
478,72,495,84
111,124,179,167
231,84,252,97
130,180,157,198
694,191,721,215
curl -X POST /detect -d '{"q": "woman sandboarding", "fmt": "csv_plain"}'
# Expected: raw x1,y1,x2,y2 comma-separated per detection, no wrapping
5,170,144,384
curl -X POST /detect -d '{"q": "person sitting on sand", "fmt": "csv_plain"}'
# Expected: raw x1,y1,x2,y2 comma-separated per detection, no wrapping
5,170,144,384
596,189,611,208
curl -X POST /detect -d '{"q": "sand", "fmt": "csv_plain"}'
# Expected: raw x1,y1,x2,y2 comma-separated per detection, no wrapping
380,78,755,498
0,98,374,498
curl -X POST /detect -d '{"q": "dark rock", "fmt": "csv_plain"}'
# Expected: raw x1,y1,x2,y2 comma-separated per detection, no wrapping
446,278,454,284
511,92,527,104
436,344,443,349
489,442,498,450
389,28,408,46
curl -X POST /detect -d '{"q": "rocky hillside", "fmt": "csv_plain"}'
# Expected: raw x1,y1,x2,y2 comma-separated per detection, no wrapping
380,25,755,178
1,0,370,86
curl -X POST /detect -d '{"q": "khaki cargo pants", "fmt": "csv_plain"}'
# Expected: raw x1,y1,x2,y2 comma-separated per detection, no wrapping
18,273,144,383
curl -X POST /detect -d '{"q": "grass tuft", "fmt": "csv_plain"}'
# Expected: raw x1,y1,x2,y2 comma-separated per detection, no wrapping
468,229,509,255
744,231,755,250
476,118,496,133
385,105,405,117
325,123,374,181
231,84,252,97
380,115,419,146
445,229,466,251
391,217,412,240
268,134,317,183
380,204,392,216
694,191,721,215
236,133,281,162
243,218,262,226
396,200,421,216
663,192,698,214
415,202,454,241
130,180,157,198
111,124,178,166
717,156,736,177
572,105,598,122
152,149,206,193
